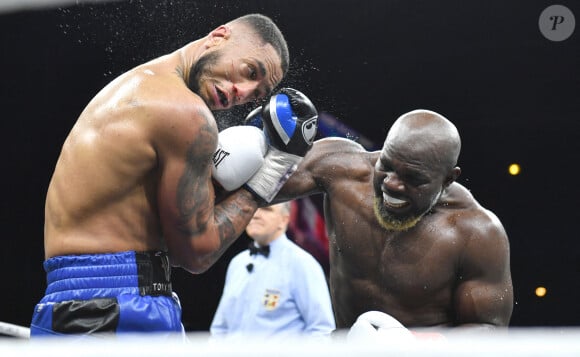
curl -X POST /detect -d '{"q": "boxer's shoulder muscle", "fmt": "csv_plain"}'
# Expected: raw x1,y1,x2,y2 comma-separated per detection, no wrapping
444,183,507,239
438,184,510,274
305,137,372,180
275,137,368,200
313,136,367,155
142,84,218,163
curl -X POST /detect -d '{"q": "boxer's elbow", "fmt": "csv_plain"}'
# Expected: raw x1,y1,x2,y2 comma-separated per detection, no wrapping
167,230,221,274
171,249,217,274
179,258,214,274
188,236,222,273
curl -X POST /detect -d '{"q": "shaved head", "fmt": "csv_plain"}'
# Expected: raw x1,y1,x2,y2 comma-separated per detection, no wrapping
385,109,461,172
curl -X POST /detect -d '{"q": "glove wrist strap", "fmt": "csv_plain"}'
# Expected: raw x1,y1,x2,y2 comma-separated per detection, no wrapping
245,147,302,203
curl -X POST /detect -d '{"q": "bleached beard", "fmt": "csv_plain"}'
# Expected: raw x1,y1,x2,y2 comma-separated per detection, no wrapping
373,197,423,232
372,190,443,232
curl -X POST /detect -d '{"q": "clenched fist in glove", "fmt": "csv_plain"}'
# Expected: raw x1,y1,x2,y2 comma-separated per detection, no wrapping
211,125,267,191
244,87,318,202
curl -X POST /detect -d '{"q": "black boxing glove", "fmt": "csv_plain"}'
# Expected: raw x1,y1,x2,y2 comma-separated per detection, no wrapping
244,88,319,202
245,87,318,155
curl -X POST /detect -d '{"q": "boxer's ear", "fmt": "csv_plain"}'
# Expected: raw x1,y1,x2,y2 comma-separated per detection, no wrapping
444,166,461,188
205,25,231,48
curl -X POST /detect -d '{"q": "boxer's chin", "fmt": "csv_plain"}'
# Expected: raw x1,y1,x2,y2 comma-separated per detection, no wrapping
373,197,421,232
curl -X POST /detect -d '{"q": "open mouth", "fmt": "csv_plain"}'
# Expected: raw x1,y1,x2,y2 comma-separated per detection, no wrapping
383,192,408,209
216,86,228,107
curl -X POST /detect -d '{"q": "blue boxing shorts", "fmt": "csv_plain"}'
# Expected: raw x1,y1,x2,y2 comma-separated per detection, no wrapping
30,250,185,337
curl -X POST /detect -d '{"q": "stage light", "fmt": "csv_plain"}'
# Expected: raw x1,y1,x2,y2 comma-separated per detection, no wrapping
535,286,547,297
508,163,521,176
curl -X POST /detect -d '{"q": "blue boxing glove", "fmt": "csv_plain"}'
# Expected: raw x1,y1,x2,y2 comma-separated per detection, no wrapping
244,88,318,202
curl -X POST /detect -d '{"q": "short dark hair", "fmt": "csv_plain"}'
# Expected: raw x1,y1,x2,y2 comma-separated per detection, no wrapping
233,14,289,76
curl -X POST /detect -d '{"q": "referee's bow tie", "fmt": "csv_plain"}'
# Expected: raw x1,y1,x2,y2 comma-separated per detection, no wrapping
248,243,270,258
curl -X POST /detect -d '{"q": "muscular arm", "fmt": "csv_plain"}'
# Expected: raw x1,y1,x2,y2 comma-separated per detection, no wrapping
453,210,514,328
154,99,258,273
274,137,366,202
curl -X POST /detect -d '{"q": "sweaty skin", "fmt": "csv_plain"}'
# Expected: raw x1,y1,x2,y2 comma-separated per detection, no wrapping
275,111,513,330
44,20,284,273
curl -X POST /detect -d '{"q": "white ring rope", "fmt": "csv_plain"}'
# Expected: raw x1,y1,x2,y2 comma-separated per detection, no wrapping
0,0,122,14
0,330,580,356
0,321,31,339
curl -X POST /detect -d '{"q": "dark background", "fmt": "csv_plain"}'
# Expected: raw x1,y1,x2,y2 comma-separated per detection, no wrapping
1,0,579,330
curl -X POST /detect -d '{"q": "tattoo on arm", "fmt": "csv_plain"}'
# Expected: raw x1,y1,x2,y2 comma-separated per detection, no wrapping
215,193,256,244
175,118,215,236
173,110,258,264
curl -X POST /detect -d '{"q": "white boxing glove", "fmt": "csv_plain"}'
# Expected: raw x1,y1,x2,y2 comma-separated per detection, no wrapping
211,126,267,191
347,311,415,343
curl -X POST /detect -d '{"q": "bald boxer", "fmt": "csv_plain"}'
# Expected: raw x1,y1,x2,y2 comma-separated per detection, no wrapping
31,13,319,337
274,109,513,334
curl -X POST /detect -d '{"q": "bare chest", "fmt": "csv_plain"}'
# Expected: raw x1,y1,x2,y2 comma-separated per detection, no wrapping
327,194,461,298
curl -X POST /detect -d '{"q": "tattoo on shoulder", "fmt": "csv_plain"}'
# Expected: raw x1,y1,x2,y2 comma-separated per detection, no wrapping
195,111,218,155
